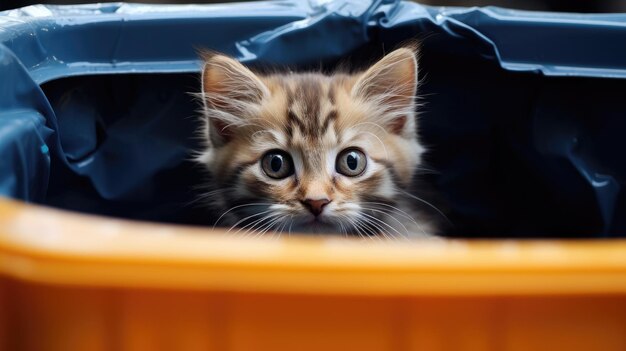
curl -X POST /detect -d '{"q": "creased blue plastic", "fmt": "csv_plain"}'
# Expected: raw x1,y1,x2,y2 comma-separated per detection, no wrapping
0,1,624,237
0,43,54,202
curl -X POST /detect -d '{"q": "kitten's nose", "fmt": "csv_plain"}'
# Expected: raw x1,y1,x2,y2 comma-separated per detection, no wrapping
301,198,331,216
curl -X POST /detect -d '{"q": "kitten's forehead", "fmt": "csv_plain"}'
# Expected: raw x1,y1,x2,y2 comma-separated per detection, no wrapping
255,74,367,173
252,75,344,178
285,75,333,139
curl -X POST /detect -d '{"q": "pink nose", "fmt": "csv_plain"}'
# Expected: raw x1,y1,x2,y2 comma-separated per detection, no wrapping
301,198,331,216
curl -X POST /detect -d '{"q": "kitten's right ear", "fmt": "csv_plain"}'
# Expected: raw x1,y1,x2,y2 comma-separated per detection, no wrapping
201,52,269,147
351,47,418,138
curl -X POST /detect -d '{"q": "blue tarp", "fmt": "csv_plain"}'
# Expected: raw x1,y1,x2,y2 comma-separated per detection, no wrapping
0,1,625,237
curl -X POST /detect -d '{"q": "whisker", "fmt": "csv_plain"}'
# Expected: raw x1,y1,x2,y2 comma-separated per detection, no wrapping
334,214,351,238
360,211,408,240
337,218,348,238
238,213,281,237
226,210,273,233
287,217,295,237
360,131,390,160
367,205,428,237
360,202,421,228
360,214,393,240
185,188,228,207
398,190,451,224
360,205,421,238
254,215,285,239
270,215,290,240
213,202,272,228
341,216,364,239
351,216,382,241
249,214,283,238
277,216,292,239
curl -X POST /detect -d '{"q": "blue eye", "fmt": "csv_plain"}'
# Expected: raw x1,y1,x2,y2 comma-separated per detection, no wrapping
336,148,366,176
262,150,294,179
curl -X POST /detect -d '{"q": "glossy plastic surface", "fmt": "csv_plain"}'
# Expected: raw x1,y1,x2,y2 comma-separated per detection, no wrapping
1,198,626,350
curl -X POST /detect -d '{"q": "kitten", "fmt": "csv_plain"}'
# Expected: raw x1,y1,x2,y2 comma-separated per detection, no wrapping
195,47,439,238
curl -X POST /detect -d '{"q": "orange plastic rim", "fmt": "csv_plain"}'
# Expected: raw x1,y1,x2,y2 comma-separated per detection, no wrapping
1,197,625,296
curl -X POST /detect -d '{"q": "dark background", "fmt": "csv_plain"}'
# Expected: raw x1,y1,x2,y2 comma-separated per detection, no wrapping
2,0,626,13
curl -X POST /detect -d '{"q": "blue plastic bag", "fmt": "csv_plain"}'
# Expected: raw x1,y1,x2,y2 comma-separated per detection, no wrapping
1,1,624,237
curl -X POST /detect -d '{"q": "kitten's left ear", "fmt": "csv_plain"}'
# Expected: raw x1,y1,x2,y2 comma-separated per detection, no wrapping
351,47,418,138
201,52,270,147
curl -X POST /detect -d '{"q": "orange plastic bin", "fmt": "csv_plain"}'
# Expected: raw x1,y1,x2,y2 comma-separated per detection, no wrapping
1,198,626,350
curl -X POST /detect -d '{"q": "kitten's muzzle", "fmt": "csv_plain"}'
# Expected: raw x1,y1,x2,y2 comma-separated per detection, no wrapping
301,198,331,217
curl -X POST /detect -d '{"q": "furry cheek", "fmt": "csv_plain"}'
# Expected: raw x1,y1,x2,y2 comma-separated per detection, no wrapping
240,165,297,201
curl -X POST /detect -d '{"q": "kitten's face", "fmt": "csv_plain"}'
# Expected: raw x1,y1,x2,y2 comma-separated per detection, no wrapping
198,48,425,236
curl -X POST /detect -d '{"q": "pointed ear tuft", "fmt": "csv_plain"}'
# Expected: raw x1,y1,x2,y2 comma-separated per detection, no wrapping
351,47,418,137
201,53,269,146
